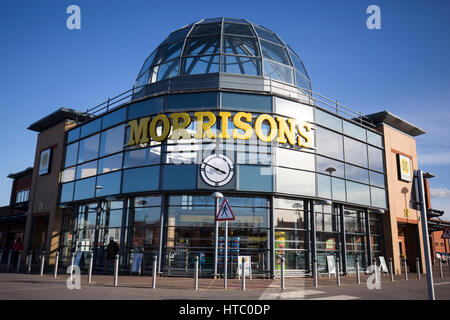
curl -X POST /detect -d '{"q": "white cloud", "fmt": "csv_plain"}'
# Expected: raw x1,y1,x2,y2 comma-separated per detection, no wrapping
430,187,450,198
419,152,450,165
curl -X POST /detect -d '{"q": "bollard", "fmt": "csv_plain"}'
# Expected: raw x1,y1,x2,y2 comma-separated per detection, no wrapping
241,257,245,291
403,259,408,280
16,250,22,273
194,256,199,291
40,252,45,277
416,258,420,279
152,255,157,289
88,252,93,284
313,258,318,287
389,258,394,281
113,254,119,287
439,258,443,279
336,257,341,286
27,251,32,274
280,256,285,290
7,250,12,272
356,257,361,285
69,253,75,282
54,252,59,278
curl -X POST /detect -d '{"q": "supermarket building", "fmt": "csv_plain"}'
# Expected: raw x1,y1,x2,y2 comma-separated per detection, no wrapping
8,18,444,277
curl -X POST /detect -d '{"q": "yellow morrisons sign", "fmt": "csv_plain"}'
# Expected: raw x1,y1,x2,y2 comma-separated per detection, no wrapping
127,111,314,149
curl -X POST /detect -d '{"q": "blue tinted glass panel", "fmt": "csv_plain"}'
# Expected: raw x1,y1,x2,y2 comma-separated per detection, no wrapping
343,121,367,142
222,92,272,112
315,127,344,160
238,165,272,192
127,96,164,120
65,142,79,168
162,27,190,45
122,166,160,193
344,137,368,167
76,160,97,179
223,36,258,56
288,48,308,76
345,164,369,184
316,156,345,178
263,60,294,84
223,23,255,36
371,187,387,208
182,55,220,75
346,181,370,206
134,207,161,224
224,18,246,23
276,168,315,196
183,36,220,56
74,177,96,201
60,182,74,202
260,40,290,65
100,125,125,157
189,23,221,36
138,50,156,76
122,166,159,193
167,92,218,111
136,70,149,89
332,178,346,201
61,167,76,183
78,134,100,164
368,146,384,172
254,26,283,45
156,60,179,81
367,130,383,148
315,109,342,132
369,171,385,188
317,174,331,199
124,147,161,168
67,127,80,143
102,108,126,130
98,153,123,174
161,164,197,190
222,56,261,76
295,71,310,92
153,40,184,65
95,171,121,197
80,119,101,138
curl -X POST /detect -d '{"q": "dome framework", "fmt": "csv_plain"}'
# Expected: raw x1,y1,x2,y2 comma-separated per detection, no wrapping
135,17,311,94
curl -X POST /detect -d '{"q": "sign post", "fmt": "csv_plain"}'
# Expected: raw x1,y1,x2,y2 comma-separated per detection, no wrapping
216,199,235,290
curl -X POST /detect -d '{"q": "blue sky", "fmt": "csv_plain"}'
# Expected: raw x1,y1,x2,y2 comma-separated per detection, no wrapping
0,1,449,219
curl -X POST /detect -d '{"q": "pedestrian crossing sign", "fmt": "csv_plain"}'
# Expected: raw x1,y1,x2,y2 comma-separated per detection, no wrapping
216,198,235,221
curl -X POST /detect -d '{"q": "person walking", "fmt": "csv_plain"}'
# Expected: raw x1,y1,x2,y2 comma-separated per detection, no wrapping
104,237,119,274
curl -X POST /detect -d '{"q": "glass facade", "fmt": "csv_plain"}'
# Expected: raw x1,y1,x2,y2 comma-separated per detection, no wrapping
59,74,386,277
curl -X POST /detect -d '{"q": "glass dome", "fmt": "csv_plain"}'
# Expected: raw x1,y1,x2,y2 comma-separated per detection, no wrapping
135,17,311,93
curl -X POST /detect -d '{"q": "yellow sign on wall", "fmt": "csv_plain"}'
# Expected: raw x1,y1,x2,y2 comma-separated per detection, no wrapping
398,154,412,182
127,111,314,149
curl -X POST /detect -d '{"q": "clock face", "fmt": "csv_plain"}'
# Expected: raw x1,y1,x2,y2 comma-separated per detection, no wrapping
200,154,234,187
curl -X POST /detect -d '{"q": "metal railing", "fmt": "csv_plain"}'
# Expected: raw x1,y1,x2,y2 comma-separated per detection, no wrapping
76,76,376,130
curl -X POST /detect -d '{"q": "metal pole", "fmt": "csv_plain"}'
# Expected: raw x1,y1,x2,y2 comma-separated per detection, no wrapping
88,251,93,284
214,198,219,278
7,250,12,272
416,257,421,279
54,252,59,278
389,258,394,281
224,220,228,290
241,256,245,291
152,255,157,289
313,258,318,287
113,254,119,287
16,250,22,273
40,252,45,276
194,255,199,291
403,259,408,280
27,251,32,274
448,257,450,277
69,253,75,282
280,256,285,290
417,169,435,300
439,258,443,279
356,257,360,285
130,249,134,276
0,250,3,267
336,257,341,286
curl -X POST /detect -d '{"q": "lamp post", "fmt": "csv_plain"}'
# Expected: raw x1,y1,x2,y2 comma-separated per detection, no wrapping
211,192,223,279
325,167,336,200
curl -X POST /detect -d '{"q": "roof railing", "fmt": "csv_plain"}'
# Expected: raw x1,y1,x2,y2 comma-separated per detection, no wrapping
79,77,376,129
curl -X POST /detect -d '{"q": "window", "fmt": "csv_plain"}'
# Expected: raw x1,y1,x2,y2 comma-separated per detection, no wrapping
78,134,100,164
346,181,370,206
315,109,342,133
237,165,273,192
95,171,121,197
122,166,160,193
316,127,344,160
263,60,294,84
15,189,29,203
65,142,79,168
221,92,272,112
276,168,315,196
124,147,160,168
99,124,125,157
67,127,80,143
222,55,261,76
181,55,220,75
76,160,97,179
343,121,366,142
344,137,368,167
128,96,164,120
166,92,218,111
98,153,122,174
368,146,384,172
80,119,101,138
275,97,313,123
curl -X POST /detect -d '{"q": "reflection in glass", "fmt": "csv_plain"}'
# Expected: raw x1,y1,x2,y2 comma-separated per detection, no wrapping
345,164,369,184
98,153,122,174
346,181,370,206
95,171,121,197
263,60,294,84
78,134,100,164
315,127,343,160
222,55,261,75
65,142,79,168
344,137,368,167
184,36,220,56
99,125,124,157
76,160,97,179
368,146,384,172
182,55,220,75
